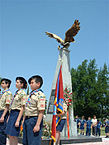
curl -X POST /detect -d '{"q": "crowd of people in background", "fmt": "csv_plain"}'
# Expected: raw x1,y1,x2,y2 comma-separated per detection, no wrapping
75,115,109,138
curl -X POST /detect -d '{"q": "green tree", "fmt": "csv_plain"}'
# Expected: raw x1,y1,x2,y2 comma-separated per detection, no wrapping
71,59,89,117
71,59,109,119
95,64,109,118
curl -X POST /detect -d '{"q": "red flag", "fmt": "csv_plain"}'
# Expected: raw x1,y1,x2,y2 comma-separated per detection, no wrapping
51,65,64,142
51,115,56,142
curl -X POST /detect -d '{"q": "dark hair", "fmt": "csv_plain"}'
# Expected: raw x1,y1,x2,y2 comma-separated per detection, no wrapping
16,77,27,89
28,75,43,88
1,78,11,88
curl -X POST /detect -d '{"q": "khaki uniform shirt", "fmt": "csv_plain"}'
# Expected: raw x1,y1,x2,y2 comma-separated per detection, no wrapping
0,90,12,110
25,90,46,117
11,89,26,110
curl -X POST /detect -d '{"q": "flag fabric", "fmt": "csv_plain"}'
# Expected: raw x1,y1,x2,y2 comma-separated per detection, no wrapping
67,110,70,138
51,65,64,143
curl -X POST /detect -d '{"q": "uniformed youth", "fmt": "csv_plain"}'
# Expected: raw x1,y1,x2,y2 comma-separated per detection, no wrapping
5,77,27,145
0,78,12,145
105,119,109,138
80,116,86,135
56,102,67,145
86,117,92,136
23,75,46,145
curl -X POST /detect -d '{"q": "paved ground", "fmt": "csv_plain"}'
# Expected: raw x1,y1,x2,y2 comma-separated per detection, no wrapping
6,137,109,145
66,138,109,145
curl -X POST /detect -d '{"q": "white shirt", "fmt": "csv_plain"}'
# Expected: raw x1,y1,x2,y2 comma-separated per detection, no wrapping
92,118,97,126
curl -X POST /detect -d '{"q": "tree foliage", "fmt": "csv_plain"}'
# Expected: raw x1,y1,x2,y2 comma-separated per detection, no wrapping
71,59,109,119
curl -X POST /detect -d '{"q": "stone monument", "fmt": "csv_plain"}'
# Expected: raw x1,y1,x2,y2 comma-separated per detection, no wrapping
47,47,77,137
46,20,80,137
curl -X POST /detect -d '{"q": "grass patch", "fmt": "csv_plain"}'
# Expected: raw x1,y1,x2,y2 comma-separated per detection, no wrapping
78,127,106,136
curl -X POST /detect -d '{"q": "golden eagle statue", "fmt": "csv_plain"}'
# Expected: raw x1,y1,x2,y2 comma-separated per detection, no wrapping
45,20,80,49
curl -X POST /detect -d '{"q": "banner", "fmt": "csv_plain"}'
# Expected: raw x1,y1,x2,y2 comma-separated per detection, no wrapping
51,65,64,143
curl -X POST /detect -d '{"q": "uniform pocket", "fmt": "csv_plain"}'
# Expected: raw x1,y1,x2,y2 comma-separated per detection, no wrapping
30,117,36,126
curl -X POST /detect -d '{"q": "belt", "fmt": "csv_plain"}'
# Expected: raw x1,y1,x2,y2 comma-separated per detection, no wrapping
25,116,38,119
0,110,4,113
11,109,20,112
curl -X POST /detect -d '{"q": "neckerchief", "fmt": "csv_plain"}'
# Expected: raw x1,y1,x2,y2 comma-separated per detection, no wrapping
26,89,42,106
10,89,22,106
0,89,10,99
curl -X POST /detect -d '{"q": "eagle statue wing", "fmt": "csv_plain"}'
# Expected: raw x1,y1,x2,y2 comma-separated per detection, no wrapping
45,32,64,45
64,20,80,43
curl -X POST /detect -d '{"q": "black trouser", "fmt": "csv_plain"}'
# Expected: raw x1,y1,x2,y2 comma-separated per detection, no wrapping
92,126,97,136
86,128,91,136
96,128,101,136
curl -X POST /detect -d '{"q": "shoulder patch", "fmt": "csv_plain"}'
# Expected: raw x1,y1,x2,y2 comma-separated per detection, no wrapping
39,96,44,98
6,91,11,95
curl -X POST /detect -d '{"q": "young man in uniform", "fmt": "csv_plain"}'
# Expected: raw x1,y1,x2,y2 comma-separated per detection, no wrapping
96,119,102,136
23,75,46,145
105,119,109,138
0,78,12,145
80,116,86,135
56,102,67,145
86,117,92,136
75,115,80,134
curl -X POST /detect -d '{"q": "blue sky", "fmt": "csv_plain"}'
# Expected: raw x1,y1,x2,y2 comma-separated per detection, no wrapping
0,0,109,100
